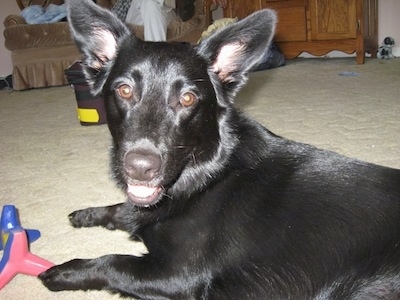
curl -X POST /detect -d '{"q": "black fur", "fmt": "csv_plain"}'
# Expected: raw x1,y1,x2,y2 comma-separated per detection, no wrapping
39,0,400,298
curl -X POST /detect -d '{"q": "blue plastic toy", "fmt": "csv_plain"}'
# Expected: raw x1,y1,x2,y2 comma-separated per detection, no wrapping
0,205,54,289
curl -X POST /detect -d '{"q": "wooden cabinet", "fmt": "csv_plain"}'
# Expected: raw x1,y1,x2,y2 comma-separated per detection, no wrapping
223,0,378,64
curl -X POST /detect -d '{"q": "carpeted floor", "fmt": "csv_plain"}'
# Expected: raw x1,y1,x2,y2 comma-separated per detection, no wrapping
0,57,399,299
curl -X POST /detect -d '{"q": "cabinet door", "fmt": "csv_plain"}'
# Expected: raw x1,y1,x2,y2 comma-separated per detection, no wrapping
224,0,262,20
310,0,357,40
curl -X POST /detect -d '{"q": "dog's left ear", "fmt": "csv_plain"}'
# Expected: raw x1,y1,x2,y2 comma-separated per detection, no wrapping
197,9,277,100
66,0,132,94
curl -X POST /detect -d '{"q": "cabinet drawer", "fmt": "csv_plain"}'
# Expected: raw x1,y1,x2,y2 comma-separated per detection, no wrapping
262,1,307,42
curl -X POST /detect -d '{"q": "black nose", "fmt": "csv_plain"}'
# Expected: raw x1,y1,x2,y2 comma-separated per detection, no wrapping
124,150,162,182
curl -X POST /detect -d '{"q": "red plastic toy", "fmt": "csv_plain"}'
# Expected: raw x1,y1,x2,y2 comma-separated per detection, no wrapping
0,205,54,289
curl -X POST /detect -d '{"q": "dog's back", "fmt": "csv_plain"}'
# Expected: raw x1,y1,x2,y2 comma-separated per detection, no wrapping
39,0,400,298
181,115,400,298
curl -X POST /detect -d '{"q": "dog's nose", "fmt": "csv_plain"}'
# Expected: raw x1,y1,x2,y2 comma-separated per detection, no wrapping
124,151,161,182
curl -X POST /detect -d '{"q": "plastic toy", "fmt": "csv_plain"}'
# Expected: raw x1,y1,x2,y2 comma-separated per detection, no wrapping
0,205,55,289
377,37,395,59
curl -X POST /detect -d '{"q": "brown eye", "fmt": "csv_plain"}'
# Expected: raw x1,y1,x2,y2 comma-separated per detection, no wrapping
180,92,196,107
117,84,133,100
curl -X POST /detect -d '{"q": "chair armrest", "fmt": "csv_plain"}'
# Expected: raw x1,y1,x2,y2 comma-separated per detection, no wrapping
203,0,214,27
3,22,74,51
4,14,27,27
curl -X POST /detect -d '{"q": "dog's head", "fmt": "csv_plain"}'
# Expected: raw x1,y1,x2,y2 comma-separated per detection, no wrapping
383,37,395,47
67,0,276,207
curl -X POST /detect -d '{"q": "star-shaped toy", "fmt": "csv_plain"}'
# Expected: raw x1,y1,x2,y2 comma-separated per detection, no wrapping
0,205,54,289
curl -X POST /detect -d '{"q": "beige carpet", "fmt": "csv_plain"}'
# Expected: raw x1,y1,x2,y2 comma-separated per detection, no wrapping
0,57,399,299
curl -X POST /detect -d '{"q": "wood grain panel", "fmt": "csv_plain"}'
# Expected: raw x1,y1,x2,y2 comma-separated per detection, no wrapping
262,2,307,42
224,0,378,64
310,0,357,40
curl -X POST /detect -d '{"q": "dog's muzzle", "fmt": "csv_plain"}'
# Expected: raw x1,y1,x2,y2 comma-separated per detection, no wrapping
124,150,163,206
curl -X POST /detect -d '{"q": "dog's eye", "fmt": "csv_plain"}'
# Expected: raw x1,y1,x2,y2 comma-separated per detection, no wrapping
117,84,133,100
180,92,196,107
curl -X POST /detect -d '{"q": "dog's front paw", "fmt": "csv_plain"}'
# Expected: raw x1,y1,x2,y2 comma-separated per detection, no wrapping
69,208,103,228
39,259,89,291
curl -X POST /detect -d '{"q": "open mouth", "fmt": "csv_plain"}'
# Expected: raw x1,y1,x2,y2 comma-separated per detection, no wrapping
127,184,163,206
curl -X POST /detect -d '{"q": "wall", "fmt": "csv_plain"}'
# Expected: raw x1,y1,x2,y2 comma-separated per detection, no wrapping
0,0,19,77
0,1,399,77
378,0,400,57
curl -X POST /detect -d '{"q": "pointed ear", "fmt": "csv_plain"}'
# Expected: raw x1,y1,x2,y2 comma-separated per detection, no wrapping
66,0,132,94
197,9,277,101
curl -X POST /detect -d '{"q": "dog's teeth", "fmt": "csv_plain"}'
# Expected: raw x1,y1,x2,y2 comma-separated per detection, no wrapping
128,185,158,198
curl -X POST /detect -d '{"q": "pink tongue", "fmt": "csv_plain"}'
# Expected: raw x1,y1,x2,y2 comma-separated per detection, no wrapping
128,185,158,198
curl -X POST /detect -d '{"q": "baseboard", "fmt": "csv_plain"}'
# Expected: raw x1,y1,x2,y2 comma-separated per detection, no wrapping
299,47,400,59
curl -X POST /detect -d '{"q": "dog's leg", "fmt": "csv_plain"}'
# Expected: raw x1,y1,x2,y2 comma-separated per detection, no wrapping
39,254,206,298
39,256,135,292
69,202,136,232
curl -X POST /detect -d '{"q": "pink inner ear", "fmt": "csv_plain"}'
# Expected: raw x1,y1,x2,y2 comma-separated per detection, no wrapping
92,28,118,68
213,43,245,82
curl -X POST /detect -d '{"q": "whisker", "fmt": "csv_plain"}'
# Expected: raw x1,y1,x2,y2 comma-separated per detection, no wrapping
191,151,197,165
162,192,173,200
197,150,205,157
160,185,172,200
173,145,189,149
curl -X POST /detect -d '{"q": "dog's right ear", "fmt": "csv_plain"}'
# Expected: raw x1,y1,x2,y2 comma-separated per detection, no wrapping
197,9,277,102
66,0,131,94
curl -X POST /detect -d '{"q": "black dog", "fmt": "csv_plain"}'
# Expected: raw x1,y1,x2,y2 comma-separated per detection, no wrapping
40,0,400,298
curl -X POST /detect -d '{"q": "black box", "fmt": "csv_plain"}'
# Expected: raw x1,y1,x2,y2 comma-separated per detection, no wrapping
65,61,107,125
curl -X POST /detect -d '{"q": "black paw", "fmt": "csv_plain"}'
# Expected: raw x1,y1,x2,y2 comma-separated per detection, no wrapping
69,208,101,228
39,259,87,291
